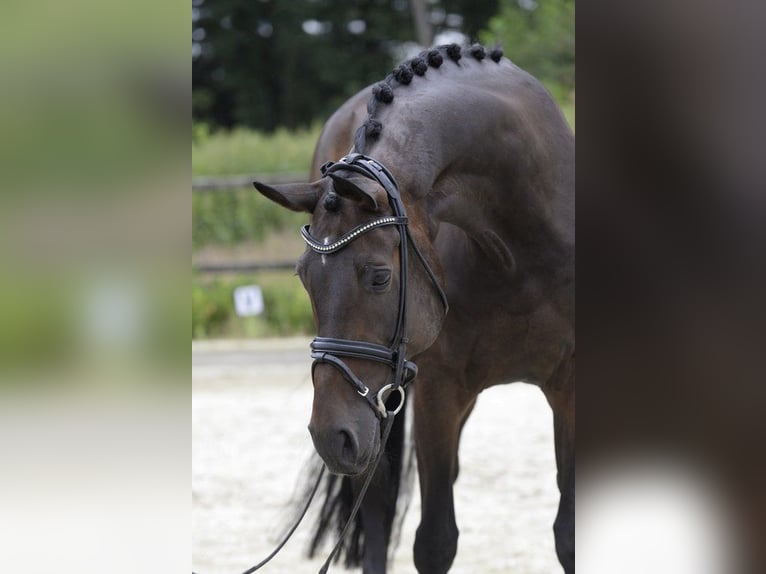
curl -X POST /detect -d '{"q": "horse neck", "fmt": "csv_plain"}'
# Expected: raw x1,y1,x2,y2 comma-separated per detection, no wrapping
366,110,573,252
352,61,575,263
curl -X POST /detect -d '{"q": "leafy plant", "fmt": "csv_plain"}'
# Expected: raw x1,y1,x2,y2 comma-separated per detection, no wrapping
192,272,315,339
192,188,308,248
192,124,321,176
481,0,575,105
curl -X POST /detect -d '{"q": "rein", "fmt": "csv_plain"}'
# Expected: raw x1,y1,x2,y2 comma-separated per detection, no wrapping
196,154,448,574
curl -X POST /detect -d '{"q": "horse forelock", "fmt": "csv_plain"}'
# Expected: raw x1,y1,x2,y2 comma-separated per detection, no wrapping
354,43,505,153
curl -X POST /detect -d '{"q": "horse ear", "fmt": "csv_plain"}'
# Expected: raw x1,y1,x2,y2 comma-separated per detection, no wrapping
328,173,385,212
252,180,322,213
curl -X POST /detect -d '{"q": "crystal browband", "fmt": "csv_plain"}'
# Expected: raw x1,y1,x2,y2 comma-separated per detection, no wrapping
300,216,408,254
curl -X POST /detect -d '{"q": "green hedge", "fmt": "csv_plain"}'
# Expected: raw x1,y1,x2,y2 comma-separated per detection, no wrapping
192,272,314,339
192,124,316,249
192,188,308,248
192,124,320,176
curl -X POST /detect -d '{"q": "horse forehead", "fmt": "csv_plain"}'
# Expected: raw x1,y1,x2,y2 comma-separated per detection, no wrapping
310,206,399,245
308,209,351,237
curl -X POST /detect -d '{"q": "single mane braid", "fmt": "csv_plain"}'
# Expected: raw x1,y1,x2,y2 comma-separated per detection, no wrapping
353,43,506,153
323,192,341,212
427,49,443,68
470,44,486,60
364,118,382,139
410,57,428,76
446,43,462,61
372,82,394,104
393,64,413,85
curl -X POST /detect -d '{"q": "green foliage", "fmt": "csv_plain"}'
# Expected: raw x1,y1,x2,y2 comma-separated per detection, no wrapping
192,123,321,176
192,125,315,248
260,280,316,336
192,122,210,146
481,0,574,103
193,0,571,132
560,99,575,131
192,273,314,339
192,279,232,338
192,1,511,132
441,0,501,39
0,278,76,373
193,0,416,131
192,188,308,248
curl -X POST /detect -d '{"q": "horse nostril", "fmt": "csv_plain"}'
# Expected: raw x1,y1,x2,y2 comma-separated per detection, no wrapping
339,429,358,462
309,423,365,472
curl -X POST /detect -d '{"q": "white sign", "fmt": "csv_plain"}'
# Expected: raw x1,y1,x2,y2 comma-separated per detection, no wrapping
233,285,264,317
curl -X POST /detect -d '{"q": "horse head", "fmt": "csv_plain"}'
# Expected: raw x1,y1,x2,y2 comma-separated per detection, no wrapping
254,158,447,475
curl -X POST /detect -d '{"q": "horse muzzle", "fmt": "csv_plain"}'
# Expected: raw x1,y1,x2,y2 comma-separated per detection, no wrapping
307,360,385,475
308,418,380,476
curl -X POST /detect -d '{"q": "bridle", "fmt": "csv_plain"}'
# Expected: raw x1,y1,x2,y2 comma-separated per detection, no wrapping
196,153,449,574
302,153,449,418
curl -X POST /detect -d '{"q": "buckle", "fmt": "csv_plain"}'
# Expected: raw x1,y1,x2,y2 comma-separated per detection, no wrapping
319,160,334,175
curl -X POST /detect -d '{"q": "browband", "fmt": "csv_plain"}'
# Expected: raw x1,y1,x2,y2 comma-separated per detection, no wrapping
300,216,407,254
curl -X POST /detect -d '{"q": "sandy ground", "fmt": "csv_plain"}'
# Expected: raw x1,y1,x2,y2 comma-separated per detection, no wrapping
192,339,560,574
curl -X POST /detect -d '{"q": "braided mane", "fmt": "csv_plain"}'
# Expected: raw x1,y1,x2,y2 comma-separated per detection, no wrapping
353,43,504,153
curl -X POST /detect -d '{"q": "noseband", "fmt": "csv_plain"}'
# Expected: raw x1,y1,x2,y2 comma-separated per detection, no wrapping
301,153,448,419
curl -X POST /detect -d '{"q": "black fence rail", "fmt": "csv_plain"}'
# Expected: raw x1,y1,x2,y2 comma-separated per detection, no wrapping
192,172,308,191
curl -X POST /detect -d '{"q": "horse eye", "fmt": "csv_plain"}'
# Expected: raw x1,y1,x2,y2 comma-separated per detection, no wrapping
371,269,391,288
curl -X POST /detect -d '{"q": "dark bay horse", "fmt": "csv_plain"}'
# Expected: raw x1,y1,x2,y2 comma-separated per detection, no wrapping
254,44,574,574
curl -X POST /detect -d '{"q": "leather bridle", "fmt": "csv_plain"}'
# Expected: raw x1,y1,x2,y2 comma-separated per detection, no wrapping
301,153,449,418
195,154,450,574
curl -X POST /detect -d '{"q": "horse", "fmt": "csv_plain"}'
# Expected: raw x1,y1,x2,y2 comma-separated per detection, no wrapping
253,43,574,574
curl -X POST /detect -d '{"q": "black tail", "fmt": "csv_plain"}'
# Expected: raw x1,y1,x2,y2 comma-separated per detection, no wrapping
298,394,415,567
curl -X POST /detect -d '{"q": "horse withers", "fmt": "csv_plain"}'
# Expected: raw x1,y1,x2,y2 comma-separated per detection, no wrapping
254,44,574,574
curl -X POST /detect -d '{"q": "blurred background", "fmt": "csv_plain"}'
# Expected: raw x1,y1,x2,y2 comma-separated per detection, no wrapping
0,0,188,572
191,0,575,340
2,0,763,571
